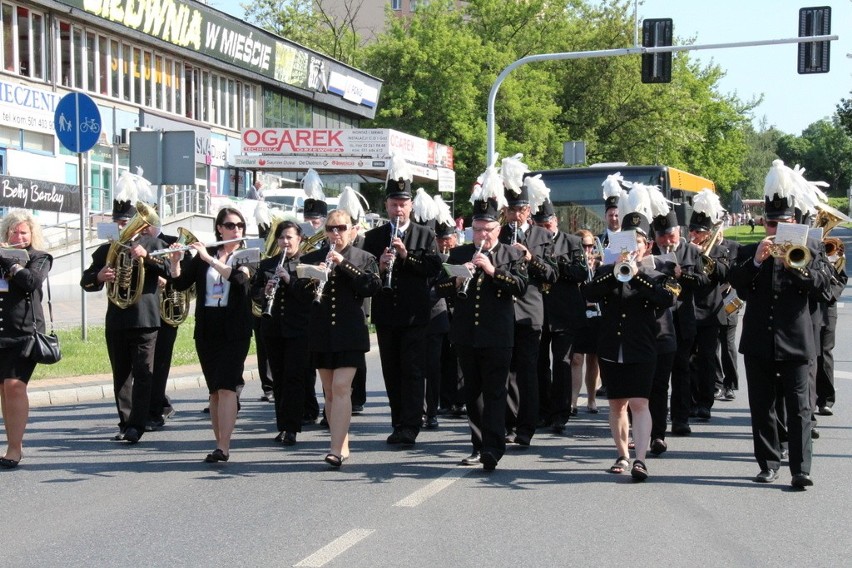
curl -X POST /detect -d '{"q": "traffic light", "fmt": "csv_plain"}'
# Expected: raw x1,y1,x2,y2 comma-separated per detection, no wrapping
642,18,673,84
798,7,831,74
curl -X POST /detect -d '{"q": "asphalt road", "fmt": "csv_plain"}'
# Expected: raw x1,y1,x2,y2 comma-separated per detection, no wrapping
5,232,852,567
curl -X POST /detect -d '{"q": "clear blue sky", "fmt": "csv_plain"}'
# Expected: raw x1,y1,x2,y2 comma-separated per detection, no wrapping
210,0,851,135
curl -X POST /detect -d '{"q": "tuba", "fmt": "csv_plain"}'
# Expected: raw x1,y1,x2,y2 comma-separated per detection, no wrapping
160,227,197,326
105,201,160,309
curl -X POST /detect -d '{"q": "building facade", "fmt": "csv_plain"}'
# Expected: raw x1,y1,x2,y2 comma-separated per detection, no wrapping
0,0,382,224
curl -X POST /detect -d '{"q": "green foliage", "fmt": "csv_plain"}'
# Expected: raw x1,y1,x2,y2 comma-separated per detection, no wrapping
31,318,256,381
734,120,784,201
776,118,852,195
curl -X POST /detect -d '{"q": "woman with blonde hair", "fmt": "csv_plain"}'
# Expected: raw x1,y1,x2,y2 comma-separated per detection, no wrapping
0,210,52,469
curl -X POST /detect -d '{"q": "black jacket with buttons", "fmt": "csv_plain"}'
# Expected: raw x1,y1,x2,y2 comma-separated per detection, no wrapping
0,247,52,341
541,230,587,333
296,244,381,353
251,252,310,338
436,243,528,348
498,223,555,329
730,240,829,361
362,222,442,327
692,242,730,326
651,239,705,339
582,264,677,364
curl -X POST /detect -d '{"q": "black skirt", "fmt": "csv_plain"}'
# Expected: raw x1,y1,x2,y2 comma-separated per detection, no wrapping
312,350,365,370
0,343,37,384
572,316,600,354
599,359,655,400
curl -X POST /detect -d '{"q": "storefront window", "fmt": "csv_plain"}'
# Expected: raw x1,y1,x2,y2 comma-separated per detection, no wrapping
86,32,96,91
59,21,71,86
73,27,83,88
2,4,13,73
99,36,109,95
111,39,120,98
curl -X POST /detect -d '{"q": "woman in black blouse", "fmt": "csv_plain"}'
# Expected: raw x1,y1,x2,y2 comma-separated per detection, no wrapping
169,207,253,463
297,210,381,467
582,228,676,481
0,210,52,469
251,220,312,445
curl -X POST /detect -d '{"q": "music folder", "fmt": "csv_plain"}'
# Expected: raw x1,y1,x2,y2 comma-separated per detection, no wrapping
296,264,328,281
443,263,473,279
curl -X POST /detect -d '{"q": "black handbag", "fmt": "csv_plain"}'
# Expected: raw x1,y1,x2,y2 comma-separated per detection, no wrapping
22,274,61,365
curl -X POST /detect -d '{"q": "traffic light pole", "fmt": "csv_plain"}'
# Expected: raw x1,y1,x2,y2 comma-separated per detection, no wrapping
485,33,837,166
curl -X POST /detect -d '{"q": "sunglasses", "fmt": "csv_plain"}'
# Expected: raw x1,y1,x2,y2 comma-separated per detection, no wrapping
220,222,245,230
582,243,595,248
325,224,349,233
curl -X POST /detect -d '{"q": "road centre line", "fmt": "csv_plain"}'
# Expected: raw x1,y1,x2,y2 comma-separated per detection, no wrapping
394,467,473,508
835,370,852,380
294,529,376,567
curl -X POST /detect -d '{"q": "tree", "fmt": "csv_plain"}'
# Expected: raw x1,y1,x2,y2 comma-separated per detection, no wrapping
734,119,785,200
776,118,852,194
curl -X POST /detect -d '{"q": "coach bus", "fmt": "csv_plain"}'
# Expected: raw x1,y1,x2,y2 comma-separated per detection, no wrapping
531,164,716,234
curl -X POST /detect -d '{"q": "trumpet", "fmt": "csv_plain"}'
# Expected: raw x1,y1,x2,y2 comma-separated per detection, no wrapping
148,236,250,256
767,236,811,269
614,249,637,283
383,216,401,294
314,244,337,304
458,242,486,298
262,252,288,318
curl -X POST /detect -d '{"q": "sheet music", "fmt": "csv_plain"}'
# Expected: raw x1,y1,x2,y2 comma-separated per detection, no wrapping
443,263,474,279
231,248,260,268
296,264,329,281
0,248,29,263
97,222,120,241
775,223,809,246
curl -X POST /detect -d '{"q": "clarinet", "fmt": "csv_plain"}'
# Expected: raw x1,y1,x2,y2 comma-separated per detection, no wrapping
261,252,288,318
511,221,519,245
382,215,401,294
313,244,336,304
458,242,486,299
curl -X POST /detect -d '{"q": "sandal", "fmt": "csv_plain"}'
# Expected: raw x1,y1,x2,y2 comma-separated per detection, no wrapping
204,449,229,463
608,456,630,474
631,459,649,481
324,453,343,468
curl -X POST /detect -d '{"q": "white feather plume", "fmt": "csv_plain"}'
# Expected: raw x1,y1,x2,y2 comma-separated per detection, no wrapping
254,200,271,227
622,183,652,222
301,169,325,201
602,172,627,198
387,153,413,183
433,194,454,227
791,164,829,214
693,188,725,222
763,159,795,205
500,153,529,195
523,174,551,214
645,184,671,219
337,185,366,222
115,166,156,204
471,156,509,210
412,187,438,222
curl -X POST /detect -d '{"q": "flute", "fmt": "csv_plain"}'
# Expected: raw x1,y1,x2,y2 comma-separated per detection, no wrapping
458,242,486,298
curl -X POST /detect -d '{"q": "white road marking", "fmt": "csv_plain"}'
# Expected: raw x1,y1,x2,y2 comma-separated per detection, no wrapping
394,467,472,508
294,529,375,567
835,370,852,380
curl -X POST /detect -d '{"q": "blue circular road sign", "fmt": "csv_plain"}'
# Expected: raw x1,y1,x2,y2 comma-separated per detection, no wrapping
54,92,102,153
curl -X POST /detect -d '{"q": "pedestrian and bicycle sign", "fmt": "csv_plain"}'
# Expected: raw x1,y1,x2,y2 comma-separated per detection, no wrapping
54,92,101,153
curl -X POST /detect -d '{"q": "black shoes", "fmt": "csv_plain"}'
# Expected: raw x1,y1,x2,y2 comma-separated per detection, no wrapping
514,434,531,447
695,407,712,421
812,428,820,439
422,416,439,430
259,392,274,403
817,405,833,416
551,422,566,434
386,429,403,444
714,388,726,401
791,473,814,489
649,438,668,456
144,417,165,432
671,423,692,436
351,404,364,414
124,427,141,444
460,452,481,466
630,460,649,481
753,469,779,483
480,451,498,471
282,432,297,446
204,449,229,463
398,428,417,445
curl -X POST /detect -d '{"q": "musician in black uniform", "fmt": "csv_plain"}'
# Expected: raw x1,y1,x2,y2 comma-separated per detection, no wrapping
251,221,312,445
436,196,528,471
296,210,381,466
599,180,622,248
533,200,587,432
815,256,846,415
168,208,254,463
502,183,556,445
81,200,167,444
715,237,741,400
730,170,828,488
650,210,706,434
583,212,677,481
362,177,442,446
302,198,328,422
435,224,465,414
422,221,454,429
0,210,52,468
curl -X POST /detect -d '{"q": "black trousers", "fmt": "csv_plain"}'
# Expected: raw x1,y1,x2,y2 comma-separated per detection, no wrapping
649,351,677,440
716,318,739,390
690,324,721,410
670,331,695,425
351,363,367,407
254,318,273,395
106,327,157,432
423,332,444,417
149,321,177,419
506,324,542,439
816,312,837,408
265,333,312,433
457,345,512,460
744,357,812,475
304,372,319,421
537,328,574,425
376,324,427,433
439,336,464,409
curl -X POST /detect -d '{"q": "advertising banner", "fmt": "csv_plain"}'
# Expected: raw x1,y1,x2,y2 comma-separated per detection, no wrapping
0,175,82,214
